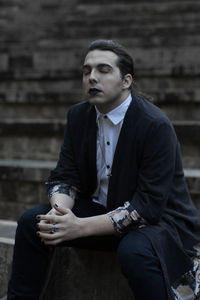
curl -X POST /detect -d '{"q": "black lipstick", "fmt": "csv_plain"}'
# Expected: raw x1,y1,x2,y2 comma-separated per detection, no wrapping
89,88,101,96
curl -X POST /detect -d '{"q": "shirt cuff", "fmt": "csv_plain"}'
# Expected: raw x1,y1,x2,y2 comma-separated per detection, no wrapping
107,201,147,236
45,181,78,200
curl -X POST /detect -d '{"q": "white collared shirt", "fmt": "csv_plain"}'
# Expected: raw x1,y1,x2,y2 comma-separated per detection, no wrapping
92,94,132,207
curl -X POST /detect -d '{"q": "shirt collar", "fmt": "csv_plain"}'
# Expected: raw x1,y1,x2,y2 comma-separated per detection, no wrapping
95,94,132,125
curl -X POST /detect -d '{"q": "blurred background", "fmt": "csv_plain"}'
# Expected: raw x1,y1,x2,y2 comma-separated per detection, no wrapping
0,0,200,221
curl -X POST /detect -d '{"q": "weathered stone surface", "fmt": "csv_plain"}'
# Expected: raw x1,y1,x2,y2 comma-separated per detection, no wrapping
0,233,132,299
0,159,199,220
40,247,133,300
0,220,17,239
0,0,199,127
184,169,200,211
0,238,14,298
0,120,199,167
0,160,56,220
0,136,62,161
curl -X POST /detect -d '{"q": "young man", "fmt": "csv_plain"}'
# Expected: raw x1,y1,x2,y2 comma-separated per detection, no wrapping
8,40,200,300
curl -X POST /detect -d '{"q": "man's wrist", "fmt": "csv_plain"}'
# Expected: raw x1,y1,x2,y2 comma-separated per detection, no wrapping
77,214,115,238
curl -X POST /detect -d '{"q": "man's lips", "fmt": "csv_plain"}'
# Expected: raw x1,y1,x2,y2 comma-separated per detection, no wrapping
88,88,102,96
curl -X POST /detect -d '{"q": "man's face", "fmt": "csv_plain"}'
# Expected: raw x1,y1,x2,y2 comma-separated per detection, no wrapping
82,50,129,114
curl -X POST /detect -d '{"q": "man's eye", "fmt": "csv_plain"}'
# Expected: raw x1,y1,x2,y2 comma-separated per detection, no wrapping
99,68,110,73
83,70,90,76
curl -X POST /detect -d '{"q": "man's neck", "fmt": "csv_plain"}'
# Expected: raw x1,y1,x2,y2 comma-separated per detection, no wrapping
96,91,131,114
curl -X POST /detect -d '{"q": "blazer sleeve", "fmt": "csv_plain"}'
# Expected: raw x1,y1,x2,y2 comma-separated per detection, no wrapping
130,119,178,224
46,108,81,191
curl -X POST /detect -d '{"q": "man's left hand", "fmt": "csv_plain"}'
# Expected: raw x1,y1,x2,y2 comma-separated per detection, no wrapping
37,205,82,245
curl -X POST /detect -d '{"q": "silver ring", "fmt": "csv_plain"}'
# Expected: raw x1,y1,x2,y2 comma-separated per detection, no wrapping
50,224,58,234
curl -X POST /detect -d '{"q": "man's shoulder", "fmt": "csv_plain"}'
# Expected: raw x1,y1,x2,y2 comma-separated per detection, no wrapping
133,94,171,126
68,101,90,115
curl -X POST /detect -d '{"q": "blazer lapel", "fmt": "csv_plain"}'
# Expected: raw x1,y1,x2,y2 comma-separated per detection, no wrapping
86,105,98,192
107,95,140,207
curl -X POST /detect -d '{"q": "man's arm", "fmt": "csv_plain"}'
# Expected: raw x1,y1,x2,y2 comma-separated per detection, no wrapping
37,203,115,245
38,183,146,243
48,184,77,210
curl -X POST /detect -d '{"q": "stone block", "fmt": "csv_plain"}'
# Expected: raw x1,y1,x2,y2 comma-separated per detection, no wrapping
0,201,37,221
0,54,8,71
0,79,82,106
9,54,33,70
0,221,16,298
33,51,79,72
0,136,62,161
0,103,71,121
0,159,55,220
0,119,66,137
40,247,133,300
0,238,14,298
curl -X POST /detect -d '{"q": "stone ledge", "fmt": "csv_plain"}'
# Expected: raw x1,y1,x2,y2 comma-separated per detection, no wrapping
0,221,133,299
184,169,200,206
1,119,200,138
0,159,56,182
0,159,199,220
0,220,17,239
0,242,133,300
0,238,14,298
40,247,133,300
0,159,199,191
0,119,66,137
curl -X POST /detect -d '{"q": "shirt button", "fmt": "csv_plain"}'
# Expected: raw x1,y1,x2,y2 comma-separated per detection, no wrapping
106,165,110,169
107,141,110,145
104,115,107,119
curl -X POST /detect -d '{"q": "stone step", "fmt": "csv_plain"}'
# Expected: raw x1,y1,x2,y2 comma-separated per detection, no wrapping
0,220,17,239
0,45,200,81
0,1,199,51
0,0,200,81
0,159,56,221
0,80,200,120
0,159,199,221
0,119,199,167
0,219,16,299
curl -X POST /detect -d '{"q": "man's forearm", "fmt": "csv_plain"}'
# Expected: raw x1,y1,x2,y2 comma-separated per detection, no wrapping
79,213,115,237
50,193,75,210
47,183,77,210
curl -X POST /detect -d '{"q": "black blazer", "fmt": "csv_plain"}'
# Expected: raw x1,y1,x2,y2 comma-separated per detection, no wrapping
48,94,200,295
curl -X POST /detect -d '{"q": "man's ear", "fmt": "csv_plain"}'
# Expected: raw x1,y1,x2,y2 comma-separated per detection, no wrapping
122,74,133,90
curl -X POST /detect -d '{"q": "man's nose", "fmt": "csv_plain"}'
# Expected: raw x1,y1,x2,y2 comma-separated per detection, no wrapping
89,70,98,83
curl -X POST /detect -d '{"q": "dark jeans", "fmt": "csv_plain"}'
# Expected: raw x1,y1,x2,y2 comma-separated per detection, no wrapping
7,199,168,300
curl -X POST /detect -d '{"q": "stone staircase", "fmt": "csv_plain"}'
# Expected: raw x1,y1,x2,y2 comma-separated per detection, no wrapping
0,0,200,298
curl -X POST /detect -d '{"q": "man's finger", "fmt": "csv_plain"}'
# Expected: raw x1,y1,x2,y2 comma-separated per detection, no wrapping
54,204,71,215
36,214,59,224
37,223,57,233
37,231,60,240
43,238,63,246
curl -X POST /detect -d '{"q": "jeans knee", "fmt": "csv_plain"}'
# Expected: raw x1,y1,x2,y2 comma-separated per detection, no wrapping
117,231,158,279
117,239,141,274
17,209,37,238
17,204,51,235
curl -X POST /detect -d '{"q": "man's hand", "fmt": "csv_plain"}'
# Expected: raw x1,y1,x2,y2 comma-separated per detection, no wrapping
37,205,82,245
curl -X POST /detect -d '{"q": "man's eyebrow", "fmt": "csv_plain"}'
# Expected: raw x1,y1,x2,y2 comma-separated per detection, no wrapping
97,63,113,69
82,63,113,70
82,64,90,70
